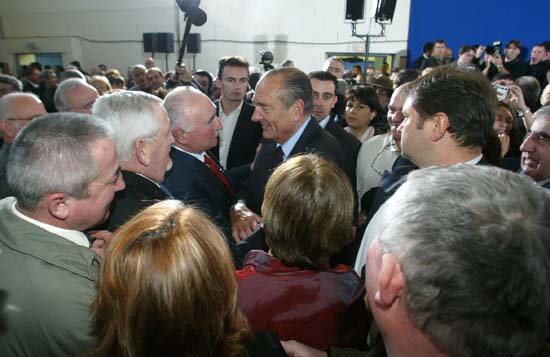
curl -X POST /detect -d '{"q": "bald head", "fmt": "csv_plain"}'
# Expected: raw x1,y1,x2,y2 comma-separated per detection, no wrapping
164,86,222,154
0,93,46,143
387,83,411,149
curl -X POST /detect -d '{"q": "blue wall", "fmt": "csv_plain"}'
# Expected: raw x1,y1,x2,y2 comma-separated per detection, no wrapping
407,1,549,66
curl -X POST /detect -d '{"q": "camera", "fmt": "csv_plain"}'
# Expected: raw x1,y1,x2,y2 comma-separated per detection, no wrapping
493,83,509,101
260,50,275,72
485,41,502,57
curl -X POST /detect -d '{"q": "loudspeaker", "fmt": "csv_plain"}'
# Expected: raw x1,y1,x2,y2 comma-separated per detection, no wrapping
143,33,155,53
157,32,174,53
142,32,174,53
187,33,201,54
345,0,365,21
375,0,397,23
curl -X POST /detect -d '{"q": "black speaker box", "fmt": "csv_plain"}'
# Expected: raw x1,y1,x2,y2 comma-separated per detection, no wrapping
375,0,397,22
187,33,201,54
142,32,174,53
345,0,365,21
156,32,174,53
143,33,155,53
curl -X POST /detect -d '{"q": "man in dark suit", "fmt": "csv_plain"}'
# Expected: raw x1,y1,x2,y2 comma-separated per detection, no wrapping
354,67,497,273
231,68,343,241
163,86,250,242
211,56,262,170
308,71,361,188
92,91,175,231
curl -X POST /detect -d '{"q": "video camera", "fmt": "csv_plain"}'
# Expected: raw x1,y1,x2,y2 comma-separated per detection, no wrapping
485,41,502,57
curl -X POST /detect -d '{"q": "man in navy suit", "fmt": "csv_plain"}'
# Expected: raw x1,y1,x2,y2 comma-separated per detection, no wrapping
163,86,250,242
211,56,262,170
230,68,343,242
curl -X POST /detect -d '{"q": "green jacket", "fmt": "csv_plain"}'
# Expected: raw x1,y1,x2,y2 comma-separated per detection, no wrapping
0,197,100,356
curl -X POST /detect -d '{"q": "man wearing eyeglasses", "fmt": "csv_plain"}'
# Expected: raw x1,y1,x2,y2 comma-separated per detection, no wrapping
0,93,46,199
521,106,550,189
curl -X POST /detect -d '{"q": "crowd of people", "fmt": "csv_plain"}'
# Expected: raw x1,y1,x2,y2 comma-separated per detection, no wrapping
0,37,550,357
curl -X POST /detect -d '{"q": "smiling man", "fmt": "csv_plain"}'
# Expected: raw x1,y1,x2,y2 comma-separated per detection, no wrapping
521,106,550,188
163,86,250,242
230,67,343,242
0,113,125,356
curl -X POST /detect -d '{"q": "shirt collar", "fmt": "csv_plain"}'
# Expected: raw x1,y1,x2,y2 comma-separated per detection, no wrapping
172,144,205,162
280,117,311,159
11,200,90,248
318,115,330,129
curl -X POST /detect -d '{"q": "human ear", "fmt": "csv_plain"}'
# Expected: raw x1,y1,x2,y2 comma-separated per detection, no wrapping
430,112,450,142
374,253,405,307
136,138,151,166
45,193,70,221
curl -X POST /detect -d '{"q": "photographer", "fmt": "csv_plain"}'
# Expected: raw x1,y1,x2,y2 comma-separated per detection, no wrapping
483,40,528,80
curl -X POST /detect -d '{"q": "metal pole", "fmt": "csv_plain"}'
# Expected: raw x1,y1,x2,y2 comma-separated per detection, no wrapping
364,35,369,80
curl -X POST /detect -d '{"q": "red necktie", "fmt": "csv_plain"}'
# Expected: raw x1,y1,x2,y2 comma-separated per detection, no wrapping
204,154,234,196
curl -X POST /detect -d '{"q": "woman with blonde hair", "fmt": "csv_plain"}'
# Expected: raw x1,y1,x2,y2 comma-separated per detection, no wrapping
93,200,283,356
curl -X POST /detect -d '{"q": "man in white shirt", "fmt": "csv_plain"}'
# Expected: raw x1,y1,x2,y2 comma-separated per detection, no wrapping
211,56,262,170
354,67,496,273
0,112,125,356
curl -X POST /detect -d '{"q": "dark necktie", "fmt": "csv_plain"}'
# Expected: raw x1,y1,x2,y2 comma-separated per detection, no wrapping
204,154,234,196
273,145,284,167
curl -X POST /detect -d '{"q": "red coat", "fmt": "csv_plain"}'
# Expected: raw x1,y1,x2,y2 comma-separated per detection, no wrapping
236,250,369,350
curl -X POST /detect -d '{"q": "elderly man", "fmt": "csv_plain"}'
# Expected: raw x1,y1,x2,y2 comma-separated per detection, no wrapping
163,87,250,242
0,93,47,199
0,74,22,98
521,106,550,188
230,68,343,241
54,78,99,114
0,113,125,356
212,56,262,170
92,91,174,230
283,164,550,357
354,67,496,272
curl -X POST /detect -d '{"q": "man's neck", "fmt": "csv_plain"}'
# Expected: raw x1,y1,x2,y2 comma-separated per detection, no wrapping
16,204,73,230
420,147,482,168
121,162,159,184
505,55,517,63
220,96,242,115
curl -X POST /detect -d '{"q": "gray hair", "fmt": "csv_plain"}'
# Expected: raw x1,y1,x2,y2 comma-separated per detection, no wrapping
378,164,550,356
533,105,550,122
58,69,86,82
0,92,41,121
92,91,163,162
262,67,313,116
0,74,23,92
516,76,541,109
7,112,114,210
163,86,205,132
54,78,93,112
131,64,146,75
